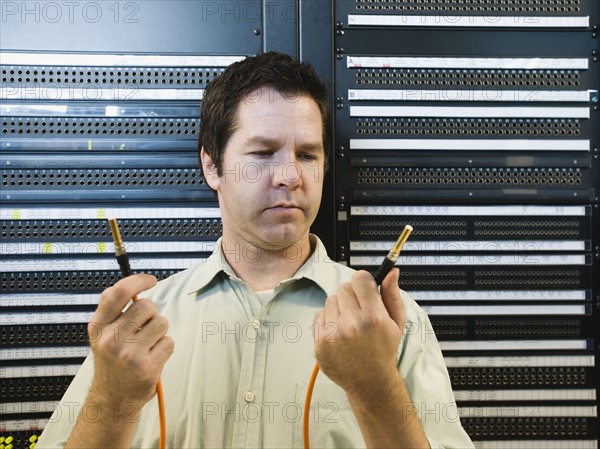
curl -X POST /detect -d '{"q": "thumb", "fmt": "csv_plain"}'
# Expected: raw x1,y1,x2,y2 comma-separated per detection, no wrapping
380,268,405,329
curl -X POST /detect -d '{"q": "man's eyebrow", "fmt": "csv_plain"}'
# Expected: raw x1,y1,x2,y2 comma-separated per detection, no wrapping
244,136,324,151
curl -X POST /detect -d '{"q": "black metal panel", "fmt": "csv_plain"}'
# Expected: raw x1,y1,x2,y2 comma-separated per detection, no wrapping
0,0,262,54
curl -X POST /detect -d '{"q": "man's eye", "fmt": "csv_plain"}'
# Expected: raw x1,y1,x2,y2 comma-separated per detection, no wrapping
254,151,273,157
300,153,317,161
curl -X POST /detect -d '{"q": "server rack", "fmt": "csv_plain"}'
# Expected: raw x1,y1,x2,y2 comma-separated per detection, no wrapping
333,0,600,447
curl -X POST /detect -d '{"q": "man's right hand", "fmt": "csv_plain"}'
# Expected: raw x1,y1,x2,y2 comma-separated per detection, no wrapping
87,274,174,413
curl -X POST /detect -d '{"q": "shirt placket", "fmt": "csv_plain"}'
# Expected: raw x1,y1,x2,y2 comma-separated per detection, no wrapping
230,284,270,449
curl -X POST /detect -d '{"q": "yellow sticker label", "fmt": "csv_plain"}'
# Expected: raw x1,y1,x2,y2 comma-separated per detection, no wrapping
97,208,106,219
97,242,106,253
11,209,21,219
43,243,53,254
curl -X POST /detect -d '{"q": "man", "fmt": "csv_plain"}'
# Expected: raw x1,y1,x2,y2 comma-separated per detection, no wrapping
37,52,473,448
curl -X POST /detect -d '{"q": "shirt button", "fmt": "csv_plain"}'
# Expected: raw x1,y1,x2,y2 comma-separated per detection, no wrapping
251,320,260,329
244,391,255,402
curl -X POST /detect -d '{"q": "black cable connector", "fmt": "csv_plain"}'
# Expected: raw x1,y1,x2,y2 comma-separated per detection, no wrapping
371,224,413,286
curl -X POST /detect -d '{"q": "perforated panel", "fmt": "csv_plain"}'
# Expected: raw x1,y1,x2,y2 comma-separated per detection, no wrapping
334,0,600,445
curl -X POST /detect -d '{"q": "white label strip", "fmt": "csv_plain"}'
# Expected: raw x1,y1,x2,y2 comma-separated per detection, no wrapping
0,293,98,307
1,241,217,256
1,363,81,378
0,52,245,67
350,205,586,217
474,441,598,449
1,87,203,101
421,304,585,316
0,418,49,432
347,14,590,28
350,254,585,266
0,401,59,415
349,138,589,151
458,406,597,418
349,240,585,252
349,106,590,119
409,290,587,301
347,56,589,70
348,89,594,102
0,206,221,220
439,340,588,351
445,355,594,368
0,346,90,360
1,311,94,326
454,389,596,402
0,257,207,272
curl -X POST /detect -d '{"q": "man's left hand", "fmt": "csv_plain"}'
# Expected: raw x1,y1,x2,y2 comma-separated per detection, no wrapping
313,268,406,400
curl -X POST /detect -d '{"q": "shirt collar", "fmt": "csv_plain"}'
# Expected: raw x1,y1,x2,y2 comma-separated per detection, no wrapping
186,234,341,296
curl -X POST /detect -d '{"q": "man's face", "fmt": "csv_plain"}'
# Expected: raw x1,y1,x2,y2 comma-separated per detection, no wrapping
202,86,325,252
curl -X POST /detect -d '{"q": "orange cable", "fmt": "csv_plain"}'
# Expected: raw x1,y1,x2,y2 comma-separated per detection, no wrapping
303,362,320,449
156,380,167,449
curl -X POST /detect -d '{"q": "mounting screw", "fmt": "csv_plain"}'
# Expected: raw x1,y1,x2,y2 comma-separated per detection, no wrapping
335,21,344,28
253,29,261,36
336,29,345,36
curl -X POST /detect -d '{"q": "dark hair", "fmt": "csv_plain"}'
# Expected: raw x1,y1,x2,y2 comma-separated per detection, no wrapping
198,51,330,178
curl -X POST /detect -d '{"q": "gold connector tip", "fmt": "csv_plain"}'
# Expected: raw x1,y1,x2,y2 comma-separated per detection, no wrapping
108,218,124,247
391,224,413,257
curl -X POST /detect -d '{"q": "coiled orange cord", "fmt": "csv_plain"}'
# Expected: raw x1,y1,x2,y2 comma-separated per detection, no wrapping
109,218,167,449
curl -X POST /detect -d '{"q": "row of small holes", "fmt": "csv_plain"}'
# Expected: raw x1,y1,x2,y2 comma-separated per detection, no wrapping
462,418,588,438
361,229,467,236
2,118,198,136
1,376,74,400
355,70,580,87
2,219,222,240
2,270,177,292
356,119,580,136
357,167,582,185
475,229,580,236
3,169,202,188
1,326,87,346
476,278,580,286
1,67,222,86
475,327,580,337
356,5,580,12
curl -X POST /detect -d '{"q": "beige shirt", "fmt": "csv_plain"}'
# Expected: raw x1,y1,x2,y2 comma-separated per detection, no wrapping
37,236,473,449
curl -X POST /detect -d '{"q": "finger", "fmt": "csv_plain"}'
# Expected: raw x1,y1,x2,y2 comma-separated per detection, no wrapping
336,281,361,313
135,314,170,349
148,335,175,367
350,270,381,313
93,274,157,326
380,268,406,329
323,294,340,329
116,298,158,340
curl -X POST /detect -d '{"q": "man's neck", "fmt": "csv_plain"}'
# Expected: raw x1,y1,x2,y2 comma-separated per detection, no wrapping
219,235,314,291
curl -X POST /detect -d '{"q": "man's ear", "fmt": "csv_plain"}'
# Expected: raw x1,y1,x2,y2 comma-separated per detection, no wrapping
200,147,220,191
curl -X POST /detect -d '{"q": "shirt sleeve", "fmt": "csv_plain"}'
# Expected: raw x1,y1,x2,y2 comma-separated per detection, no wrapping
35,354,95,449
398,291,475,449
